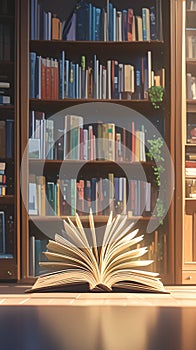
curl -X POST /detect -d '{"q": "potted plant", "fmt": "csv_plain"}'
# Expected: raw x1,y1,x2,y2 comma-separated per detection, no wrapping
146,137,166,223
148,86,164,109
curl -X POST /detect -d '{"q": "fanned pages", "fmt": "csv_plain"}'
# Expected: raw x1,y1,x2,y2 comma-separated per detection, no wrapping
26,212,168,293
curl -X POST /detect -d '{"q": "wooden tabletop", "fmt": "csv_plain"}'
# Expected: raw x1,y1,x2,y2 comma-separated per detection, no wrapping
0,285,196,349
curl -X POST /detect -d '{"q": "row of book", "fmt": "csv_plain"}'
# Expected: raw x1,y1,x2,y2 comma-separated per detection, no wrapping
30,0,163,42
0,22,13,61
30,50,165,100
147,230,167,274
29,229,167,277
29,112,146,162
187,73,196,100
0,119,14,158
0,0,14,15
187,0,196,10
0,210,14,257
28,175,152,218
186,178,196,198
63,1,162,42
185,160,196,179
186,35,196,59
0,162,6,195
0,81,11,105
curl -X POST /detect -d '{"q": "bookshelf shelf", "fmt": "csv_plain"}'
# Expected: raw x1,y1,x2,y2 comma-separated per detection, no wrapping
30,39,165,55
29,214,157,223
0,195,14,204
175,0,196,283
187,100,196,112
0,15,14,21
29,99,159,116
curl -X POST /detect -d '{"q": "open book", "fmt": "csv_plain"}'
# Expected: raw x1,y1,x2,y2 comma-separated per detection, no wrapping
27,211,167,293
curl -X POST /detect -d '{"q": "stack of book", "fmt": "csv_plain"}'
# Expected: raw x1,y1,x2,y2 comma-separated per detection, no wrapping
185,160,196,179
0,162,6,196
0,81,11,105
0,119,14,158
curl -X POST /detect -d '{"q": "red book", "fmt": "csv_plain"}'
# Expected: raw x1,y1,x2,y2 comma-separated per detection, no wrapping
41,58,46,100
127,9,134,41
131,121,135,162
45,58,52,100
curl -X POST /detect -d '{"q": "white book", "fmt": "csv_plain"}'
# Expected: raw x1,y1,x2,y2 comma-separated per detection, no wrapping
136,16,143,41
132,16,136,41
28,138,41,159
0,82,10,88
116,11,122,41
99,64,103,99
130,65,135,93
83,129,88,160
107,60,111,98
28,182,38,215
148,51,152,89
113,7,116,41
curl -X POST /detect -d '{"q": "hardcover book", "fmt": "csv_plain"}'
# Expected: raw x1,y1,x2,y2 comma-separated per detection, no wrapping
27,211,167,293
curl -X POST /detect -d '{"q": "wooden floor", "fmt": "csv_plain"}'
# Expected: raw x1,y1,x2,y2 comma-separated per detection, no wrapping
1,285,196,350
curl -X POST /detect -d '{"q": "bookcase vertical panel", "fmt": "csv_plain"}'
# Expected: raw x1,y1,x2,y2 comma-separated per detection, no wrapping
0,0,20,280
19,0,176,284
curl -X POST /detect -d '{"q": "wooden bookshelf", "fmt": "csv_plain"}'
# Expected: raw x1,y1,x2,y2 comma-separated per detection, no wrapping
19,0,176,284
0,0,20,280
175,0,196,284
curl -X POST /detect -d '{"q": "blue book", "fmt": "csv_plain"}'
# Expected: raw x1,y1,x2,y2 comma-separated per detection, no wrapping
91,178,97,213
150,5,157,40
43,10,48,40
95,7,101,41
92,6,96,41
71,179,76,216
135,57,143,99
67,12,76,40
0,212,5,254
30,0,38,39
35,239,41,276
114,177,119,204
30,0,35,40
59,51,65,99
6,119,14,158
46,181,55,215
34,0,38,39
65,60,69,98
122,10,128,41
88,3,92,40
100,8,105,41
76,0,89,40
142,8,147,41
109,3,113,41
113,7,116,41
29,52,36,98
35,55,41,99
